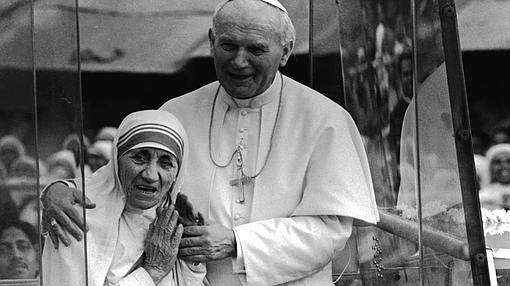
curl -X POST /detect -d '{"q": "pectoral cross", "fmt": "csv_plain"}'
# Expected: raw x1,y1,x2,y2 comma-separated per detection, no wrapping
229,146,252,203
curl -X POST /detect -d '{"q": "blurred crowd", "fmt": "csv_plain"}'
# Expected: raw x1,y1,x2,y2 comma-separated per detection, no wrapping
341,0,440,137
337,0,443,209
0,127,116,279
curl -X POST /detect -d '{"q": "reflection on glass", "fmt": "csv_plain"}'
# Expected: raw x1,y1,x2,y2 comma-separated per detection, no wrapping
327,0,477,284
2,0,87,284
0,0,41,284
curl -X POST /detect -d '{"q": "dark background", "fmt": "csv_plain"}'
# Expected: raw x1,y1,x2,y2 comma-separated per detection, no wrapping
79,50,508,136
0,50,507,158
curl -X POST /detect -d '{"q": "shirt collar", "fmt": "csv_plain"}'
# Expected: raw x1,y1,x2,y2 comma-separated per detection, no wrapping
219,71,282,108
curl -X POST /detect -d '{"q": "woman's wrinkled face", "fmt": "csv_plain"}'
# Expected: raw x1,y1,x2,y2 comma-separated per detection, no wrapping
118,147,178,210
490,153,510,184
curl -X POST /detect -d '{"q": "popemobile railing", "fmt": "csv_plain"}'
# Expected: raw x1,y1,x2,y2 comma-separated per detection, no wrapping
0,0,504,285
309,0,493,285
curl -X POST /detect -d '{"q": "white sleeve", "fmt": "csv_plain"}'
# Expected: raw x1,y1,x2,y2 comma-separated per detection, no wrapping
114,260,207,286
232,215,352,286
42,236,88,286
116,268,156,286
40,178,76,200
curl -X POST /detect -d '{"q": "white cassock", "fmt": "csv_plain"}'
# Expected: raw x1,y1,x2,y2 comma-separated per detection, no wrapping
160,72,379,285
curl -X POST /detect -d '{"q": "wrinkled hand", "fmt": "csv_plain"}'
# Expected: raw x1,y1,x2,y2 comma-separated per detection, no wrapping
175,193,204,227
144,205,183,284
179,224,236,262
41,182,96,249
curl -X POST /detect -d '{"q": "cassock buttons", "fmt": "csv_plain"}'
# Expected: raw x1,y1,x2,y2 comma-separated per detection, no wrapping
241,110,248,116
234,214,241,220
239,127,247,133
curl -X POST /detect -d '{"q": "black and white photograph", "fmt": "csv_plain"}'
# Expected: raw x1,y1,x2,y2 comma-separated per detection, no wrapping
1,0,509,285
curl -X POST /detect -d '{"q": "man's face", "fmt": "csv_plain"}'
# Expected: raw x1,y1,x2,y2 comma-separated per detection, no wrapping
118,147,178,210
0,227,39,279
491,153,510,184
209,6,292,98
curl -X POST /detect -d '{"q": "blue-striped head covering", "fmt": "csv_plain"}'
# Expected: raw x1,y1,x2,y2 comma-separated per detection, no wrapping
116,110,185,168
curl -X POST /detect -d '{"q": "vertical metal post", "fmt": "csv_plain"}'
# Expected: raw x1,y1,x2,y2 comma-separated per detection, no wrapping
437,0,490,284
308,0,314,88
29,0,43,284
410,0,424,284
72,0,89,285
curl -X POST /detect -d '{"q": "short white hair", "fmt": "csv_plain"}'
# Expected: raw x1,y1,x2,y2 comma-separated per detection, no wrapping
212,0,296,48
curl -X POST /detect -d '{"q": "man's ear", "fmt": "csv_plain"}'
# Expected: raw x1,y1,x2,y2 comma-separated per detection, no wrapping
208,29,215,56
279,40,294,68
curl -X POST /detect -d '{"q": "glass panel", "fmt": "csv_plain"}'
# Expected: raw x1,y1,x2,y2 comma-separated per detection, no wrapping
33,0,84,285
315,0,485,284
0,1,40,285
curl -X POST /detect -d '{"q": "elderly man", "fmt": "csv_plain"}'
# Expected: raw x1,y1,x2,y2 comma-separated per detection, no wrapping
42,0,379,285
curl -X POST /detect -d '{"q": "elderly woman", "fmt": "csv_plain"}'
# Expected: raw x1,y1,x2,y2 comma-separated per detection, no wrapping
42,110,206,286
479,143,510,209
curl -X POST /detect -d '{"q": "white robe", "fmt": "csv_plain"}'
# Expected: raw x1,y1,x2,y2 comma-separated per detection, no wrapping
42,110,206,286
159,72,379,285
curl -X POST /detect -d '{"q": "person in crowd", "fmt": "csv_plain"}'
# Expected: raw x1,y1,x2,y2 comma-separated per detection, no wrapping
42,1,379,285
42,110,206,286
46,150,77,180
94,126,117,143
0,135,26,178
479,144,510,209
87,140,113,172
0,220,39,280
389,52,413,164
9,156,41,179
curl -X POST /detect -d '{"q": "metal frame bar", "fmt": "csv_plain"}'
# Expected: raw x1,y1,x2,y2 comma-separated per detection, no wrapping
436,0,490,284
308,0,314,88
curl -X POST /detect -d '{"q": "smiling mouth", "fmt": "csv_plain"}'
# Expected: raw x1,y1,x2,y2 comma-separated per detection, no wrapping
136,185,158,194
228,72,252,81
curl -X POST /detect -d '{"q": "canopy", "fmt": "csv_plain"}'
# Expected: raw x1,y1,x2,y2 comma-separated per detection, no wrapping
0,0,317,72
0,0,507,73
457,0,510,51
